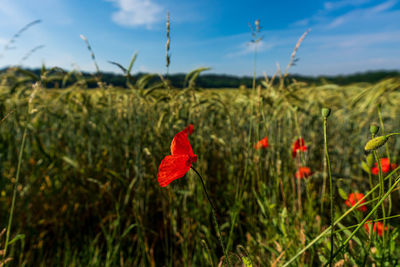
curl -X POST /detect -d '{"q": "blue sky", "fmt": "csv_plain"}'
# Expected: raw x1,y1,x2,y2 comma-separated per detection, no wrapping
0,0,399,76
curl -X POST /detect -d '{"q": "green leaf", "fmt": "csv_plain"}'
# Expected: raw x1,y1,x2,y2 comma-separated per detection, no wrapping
242,256,253,267
361,161,371,174
62,156,79,169
127,52,138,80
108,60,127,74
338,188,348,200
121,224,137,238
9,234,25,245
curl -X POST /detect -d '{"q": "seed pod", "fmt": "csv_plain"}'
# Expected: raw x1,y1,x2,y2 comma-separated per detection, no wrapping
366,153,374,167
370,124,379,135
321,108,331,118
364,136,388,153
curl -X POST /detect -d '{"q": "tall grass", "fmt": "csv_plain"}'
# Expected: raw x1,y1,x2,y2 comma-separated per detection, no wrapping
0,66,399,265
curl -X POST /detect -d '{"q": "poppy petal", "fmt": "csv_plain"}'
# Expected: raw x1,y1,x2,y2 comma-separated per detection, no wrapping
157,155,191,187
170,131,194,156
184,124,194,135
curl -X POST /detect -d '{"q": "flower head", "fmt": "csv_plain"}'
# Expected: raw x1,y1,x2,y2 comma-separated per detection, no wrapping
292,138,307,158
157,130,197,187
364,221,388,237
371,158,398,175
345,193,367,212
255,137,269,150
295,167,312,179
183,124,194,135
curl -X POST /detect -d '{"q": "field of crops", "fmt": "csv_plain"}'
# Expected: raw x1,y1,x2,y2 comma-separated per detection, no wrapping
0,67,400,266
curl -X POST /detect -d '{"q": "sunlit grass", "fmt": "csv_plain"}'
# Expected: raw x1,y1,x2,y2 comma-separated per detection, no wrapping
0,66,399,265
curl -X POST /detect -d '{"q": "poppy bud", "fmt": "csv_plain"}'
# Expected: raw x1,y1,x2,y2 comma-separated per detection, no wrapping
370,124,379,135
364,136,388,153
321,108,331,118
366,153,374,167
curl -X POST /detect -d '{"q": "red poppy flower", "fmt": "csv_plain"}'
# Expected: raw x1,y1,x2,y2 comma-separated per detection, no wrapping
157,130,197,187
292,138,307,158
364,221,388,237
295,167,312,179
183,124,194,135
345,193,367,212
255,137,269,150
371,158,398,175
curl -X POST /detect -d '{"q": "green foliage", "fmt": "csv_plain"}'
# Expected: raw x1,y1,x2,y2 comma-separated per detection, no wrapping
0,68,400,266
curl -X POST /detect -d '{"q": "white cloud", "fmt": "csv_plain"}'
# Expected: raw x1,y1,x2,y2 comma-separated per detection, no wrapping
106,0,163,28
368,0,397,13
293,0,398,29
323,0,371,11
226,40,275,58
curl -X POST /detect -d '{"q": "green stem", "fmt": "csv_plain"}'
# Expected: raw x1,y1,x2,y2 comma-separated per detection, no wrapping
385,132,400,138
252,44,258,91
328,173,400,263
4,126,27,257
323,117,334,267
373,151,386,249
377,106,390,163
378,106,392,261
332,214,400,235
191,167,231,266
283,166,400,266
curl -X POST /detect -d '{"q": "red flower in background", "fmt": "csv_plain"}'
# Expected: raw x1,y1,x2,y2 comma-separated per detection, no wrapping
255,137,269,150
371,158,398,175
345,193,367,212
157,130,197,187
364,221,388,237
292,138,307,158
295,167,312,179
183,124,194,135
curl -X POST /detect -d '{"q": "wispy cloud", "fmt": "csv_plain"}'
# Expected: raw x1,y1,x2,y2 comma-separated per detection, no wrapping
226,40,275,58
310,30,400,49
369,0,397,13
106,0,163,29
292,0,399,30
323,0,371,11
326,0,398,29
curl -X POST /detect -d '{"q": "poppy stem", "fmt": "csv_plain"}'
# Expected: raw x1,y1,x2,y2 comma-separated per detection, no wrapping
191,166,231,266
373,151,386,246
322,111,334,267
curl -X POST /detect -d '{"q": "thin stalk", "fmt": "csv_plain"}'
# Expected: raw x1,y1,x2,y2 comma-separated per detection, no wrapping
283,167,400,267
323,116,334,267
377,106,390,163
373,151,386,245
332,214,400,235
252,45,257,91
328,173,400,263
363,223,375,266
3,127,27,257
378,106,392,261
191,167,231,266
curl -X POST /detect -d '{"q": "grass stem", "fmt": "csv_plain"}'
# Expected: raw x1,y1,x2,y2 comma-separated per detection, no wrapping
191,166,231,266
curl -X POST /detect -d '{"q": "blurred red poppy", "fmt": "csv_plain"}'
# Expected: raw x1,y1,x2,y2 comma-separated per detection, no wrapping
295,167,312,179
364,221,388,237
371,158,398,175
255,137,269,150
157,130,197,187
183,124,194,135
292,138,307,158
345,193,367,212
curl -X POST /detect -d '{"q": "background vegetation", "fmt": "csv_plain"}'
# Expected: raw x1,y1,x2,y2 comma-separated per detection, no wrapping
0,65,399,266
1,67,399,89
